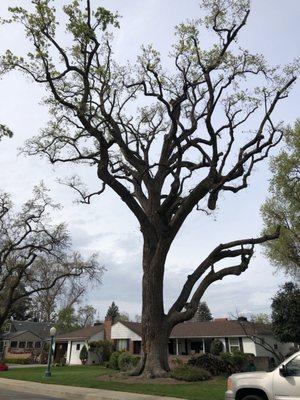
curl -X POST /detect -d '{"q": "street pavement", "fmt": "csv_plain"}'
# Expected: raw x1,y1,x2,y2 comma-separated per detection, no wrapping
0,388,60,399
0,378,183,400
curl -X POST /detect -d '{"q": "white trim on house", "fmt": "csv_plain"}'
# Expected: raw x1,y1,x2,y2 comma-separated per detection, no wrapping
56,330,104,365
111,321,293,359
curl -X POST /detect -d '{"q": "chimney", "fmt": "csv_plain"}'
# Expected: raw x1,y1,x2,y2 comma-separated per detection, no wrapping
104,317,113,340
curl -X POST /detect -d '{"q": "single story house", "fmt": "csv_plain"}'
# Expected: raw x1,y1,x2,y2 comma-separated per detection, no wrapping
111,319,292,361
0,320,52,361
54,324,106,365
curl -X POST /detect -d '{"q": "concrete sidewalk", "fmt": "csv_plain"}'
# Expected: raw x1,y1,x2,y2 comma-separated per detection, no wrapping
0,378,183,400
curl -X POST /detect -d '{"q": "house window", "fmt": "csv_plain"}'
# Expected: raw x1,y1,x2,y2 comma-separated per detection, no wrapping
10,341,18,348
35,342,41,348
133,341,141,355
19,342,26,349
117,339,128,351
274,344,278,350
26,342,33,349
229,338,240,353
76,344,81,351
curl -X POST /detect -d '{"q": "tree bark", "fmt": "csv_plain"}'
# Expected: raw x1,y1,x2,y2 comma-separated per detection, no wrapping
137,238,171,377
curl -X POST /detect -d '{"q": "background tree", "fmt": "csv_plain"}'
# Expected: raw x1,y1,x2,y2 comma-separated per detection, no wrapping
261,121,300,281
116,311,130,322
105,302,119,322
78,304,97,327
30,268,91,323
1,0,297,377
8,284,33,321
190,301,213,322
271,282,300,345
55,304,97,333
55,306,80,333
250,313,271,325
0,185,102,331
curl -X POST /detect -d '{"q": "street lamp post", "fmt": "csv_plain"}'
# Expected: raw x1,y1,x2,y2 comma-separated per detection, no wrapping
45,327,56,378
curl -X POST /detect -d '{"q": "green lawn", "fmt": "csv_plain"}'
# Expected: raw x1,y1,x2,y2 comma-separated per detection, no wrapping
1,365,227,400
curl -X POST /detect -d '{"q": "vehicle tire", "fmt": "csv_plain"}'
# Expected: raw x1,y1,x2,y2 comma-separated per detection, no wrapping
241,395,265,400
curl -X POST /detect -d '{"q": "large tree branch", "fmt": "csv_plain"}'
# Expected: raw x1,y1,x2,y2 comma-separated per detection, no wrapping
167,228,280,324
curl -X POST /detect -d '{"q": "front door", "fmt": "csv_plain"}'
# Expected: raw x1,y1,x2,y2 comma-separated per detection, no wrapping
273,355,300,400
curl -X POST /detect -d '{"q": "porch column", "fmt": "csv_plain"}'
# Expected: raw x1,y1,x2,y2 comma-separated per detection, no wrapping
202,338,206,354
176,339,179,356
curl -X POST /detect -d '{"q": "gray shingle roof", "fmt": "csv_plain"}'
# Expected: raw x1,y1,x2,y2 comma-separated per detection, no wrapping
55,325,104,341
119,320,272,339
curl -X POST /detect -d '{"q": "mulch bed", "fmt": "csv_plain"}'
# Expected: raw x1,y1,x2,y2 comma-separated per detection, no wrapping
97,373,184,385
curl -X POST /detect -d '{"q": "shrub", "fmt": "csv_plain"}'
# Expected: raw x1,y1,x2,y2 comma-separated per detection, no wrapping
188,353,229,376
0,363,8,371
118,352,140,371
89,340,113,365
171,356,184,366
4,358,30,365
108,351,121,369
79,345,88,364
171,365,211,382
220,351,255,373
210,339,224,356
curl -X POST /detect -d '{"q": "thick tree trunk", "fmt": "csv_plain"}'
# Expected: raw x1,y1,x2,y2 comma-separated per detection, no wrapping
136,238,172,378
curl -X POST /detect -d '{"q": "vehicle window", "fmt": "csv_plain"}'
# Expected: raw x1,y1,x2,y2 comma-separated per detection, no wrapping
285,356,300,377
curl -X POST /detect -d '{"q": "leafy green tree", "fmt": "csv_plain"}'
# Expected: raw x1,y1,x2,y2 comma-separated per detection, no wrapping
190,302,213,322
1,0,297,376
105,302,119,322
271,282,300,345
261,121,300,280
55,307,80,333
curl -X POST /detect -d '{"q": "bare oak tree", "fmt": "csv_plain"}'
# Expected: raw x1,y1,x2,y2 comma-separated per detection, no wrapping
1,0,298,376
0,184,102,330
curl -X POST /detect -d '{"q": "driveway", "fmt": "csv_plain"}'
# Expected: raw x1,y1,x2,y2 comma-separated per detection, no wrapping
0,388,60,400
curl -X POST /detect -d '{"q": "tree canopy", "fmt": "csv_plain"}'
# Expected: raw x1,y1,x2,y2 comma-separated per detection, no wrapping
261,121,300,281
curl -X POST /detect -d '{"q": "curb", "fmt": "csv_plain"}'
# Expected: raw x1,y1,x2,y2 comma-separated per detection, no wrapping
0,378,183,400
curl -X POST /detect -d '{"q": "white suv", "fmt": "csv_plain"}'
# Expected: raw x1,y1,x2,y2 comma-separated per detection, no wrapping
225,351,300,400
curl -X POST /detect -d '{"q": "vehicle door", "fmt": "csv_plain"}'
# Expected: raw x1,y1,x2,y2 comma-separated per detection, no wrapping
273,355,300,400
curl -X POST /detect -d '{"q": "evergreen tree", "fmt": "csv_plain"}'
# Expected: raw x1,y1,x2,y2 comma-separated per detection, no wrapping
190,302,213,322
105,302,119,322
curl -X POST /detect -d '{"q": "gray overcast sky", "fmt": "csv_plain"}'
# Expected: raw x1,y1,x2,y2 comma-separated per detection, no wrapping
0,0,299,320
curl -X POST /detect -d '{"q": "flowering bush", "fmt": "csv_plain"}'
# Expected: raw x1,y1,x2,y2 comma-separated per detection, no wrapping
0,363,8,372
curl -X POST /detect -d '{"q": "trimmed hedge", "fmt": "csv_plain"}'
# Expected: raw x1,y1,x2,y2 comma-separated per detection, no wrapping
220,351,255,373
4,358,31,365
171,365,211,382
188,353,229,376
